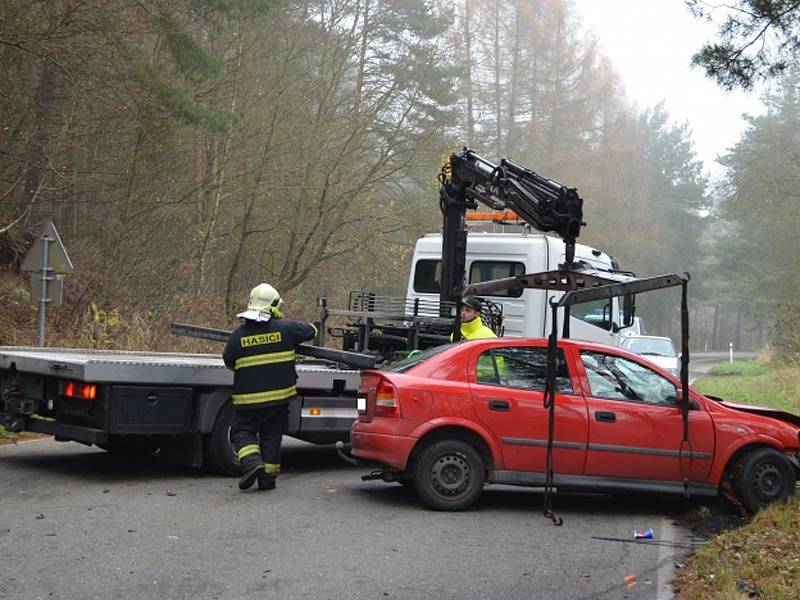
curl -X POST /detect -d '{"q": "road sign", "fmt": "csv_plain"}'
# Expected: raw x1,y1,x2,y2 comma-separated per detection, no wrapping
29,273,64,307
21,220,73,346
21,220,73,274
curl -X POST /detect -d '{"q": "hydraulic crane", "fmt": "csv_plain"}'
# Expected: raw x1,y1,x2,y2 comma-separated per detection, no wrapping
437,148,585,339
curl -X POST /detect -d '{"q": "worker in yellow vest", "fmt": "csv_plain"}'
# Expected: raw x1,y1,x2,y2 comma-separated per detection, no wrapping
452,296,496,341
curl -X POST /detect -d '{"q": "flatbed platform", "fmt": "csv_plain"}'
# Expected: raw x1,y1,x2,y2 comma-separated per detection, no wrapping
0,347,359,389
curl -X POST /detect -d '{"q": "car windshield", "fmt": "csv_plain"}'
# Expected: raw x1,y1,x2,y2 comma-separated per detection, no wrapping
623,338,676,357
385,343,458,373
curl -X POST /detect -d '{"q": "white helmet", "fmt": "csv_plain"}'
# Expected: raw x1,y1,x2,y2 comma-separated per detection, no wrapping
237,283,283,321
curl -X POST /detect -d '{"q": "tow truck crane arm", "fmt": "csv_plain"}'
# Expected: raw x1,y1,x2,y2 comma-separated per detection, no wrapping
438,148,585,337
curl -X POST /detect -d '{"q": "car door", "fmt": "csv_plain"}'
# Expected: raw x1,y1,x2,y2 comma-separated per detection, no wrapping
577,350,714,482
469,344,588,475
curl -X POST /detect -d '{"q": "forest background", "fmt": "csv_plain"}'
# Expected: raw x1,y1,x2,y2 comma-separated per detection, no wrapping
1,0,798,356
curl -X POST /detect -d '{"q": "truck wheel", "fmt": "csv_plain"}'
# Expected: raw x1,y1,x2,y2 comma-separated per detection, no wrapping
413,439,485,511
100,435,160,458
731,447,796,513
202,401,241,477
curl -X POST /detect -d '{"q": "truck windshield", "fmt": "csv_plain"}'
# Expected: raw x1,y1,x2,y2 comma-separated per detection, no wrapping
385,343,458,373
571,298,613,330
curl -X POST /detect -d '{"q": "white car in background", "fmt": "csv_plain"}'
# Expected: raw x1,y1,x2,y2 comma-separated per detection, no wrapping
620,335,679,375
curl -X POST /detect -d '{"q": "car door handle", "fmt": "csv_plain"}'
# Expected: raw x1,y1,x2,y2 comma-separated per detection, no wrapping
488,400,510,412
595,411,616,423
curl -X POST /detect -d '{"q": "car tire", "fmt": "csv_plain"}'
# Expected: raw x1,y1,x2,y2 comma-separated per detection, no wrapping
413,439,485,511
99,435,160,458
731,447,796,513
202,400,241,477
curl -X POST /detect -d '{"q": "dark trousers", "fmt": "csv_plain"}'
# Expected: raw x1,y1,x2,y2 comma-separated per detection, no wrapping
231,401,290,476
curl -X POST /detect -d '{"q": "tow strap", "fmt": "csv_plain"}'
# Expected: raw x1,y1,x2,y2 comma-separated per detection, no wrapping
679,278,692,497
542,301,563,526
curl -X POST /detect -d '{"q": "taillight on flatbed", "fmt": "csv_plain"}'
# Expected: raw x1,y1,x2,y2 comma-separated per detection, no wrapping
374,379,400,418
62,381,97,400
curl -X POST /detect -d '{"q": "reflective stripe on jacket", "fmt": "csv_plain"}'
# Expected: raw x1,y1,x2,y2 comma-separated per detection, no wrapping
223,318,317,408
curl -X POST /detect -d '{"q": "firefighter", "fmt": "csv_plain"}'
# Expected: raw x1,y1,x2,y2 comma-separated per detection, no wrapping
223,283,318,491
452,296,496,341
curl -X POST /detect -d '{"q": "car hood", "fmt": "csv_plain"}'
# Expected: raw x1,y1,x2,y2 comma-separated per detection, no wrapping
637,354,678,371
706,395,800,427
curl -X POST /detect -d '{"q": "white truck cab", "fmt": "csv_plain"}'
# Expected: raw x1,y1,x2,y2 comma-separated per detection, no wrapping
405,231,623,346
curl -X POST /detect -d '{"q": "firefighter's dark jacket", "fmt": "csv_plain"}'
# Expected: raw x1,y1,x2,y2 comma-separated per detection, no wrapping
223,317,317,408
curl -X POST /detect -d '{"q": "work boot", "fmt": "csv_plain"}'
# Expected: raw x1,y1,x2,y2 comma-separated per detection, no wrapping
238,458,264,491
257,475,276,491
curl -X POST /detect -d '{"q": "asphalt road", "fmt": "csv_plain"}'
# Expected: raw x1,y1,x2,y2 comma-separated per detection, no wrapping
689,351,757,384
1,438,706,600
2,353,745,600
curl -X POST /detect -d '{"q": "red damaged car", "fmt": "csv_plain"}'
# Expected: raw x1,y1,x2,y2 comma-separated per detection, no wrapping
351,338,800,511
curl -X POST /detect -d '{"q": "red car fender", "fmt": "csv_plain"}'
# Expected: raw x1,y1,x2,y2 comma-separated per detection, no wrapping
708,433,790,483
407,416,504,469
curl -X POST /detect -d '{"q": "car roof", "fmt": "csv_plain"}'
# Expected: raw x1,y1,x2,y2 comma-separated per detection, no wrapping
423,337,626,353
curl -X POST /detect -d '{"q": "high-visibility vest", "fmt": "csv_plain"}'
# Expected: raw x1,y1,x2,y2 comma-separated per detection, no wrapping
450,317,497,341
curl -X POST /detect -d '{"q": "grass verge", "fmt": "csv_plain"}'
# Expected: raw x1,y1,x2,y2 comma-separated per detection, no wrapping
695,360,800,414
675,494,800,599
675,359,800,599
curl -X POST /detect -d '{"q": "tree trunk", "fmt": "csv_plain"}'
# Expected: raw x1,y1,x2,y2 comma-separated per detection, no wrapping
493,0,502,156
463,0,475,147
22,56,56,219
352,0,370,129
195,25,244,296
506,1,522,152
734,305,743,350
711,304,719,350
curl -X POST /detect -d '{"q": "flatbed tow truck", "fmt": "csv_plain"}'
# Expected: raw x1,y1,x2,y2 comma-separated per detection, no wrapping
0,148,647,478
0,345,364,475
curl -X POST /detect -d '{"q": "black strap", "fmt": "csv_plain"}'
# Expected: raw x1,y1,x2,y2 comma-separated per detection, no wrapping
542,301,563,526
679,279,691,496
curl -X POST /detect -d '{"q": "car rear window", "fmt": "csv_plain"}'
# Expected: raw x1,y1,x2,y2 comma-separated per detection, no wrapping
385,343,458,373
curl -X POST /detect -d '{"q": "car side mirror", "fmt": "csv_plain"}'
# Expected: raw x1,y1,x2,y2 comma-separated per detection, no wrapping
676,388,700,410
622,294,636,327
611,322,620,334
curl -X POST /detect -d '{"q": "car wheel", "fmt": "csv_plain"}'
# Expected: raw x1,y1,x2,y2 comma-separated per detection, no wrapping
202,400,241,476
731,447,796,513
413,439,485,511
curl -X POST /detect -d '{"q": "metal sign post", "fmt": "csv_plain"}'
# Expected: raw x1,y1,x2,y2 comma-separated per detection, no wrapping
37,231,51,347
21,220,73,347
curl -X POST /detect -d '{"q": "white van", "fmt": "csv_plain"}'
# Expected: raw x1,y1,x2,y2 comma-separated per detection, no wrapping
405,231,624,346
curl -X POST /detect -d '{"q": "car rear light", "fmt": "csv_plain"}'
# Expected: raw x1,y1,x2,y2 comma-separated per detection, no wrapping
62,381,97,400
374,379,400,418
